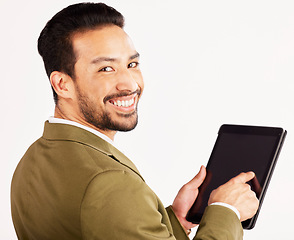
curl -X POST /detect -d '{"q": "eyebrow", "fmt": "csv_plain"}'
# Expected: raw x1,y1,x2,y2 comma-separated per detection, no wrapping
91,52,140,65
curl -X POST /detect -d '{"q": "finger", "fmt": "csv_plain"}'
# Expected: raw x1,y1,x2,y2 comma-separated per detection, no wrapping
232,171,255,184
186,165,206,189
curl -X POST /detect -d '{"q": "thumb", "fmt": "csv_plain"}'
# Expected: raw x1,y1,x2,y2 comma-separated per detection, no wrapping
185,165,206,190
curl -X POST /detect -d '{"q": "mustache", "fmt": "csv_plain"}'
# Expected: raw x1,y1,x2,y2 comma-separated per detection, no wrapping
103,88,142,103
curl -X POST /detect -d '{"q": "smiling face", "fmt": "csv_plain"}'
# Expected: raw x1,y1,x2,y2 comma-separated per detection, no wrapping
62,25,144,139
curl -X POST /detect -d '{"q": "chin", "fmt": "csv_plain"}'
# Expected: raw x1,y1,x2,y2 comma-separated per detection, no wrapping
111,112,138,132
111,118,138,132
117,122,138,132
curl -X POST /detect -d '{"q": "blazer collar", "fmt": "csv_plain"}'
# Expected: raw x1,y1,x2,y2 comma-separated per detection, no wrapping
42,121,143,180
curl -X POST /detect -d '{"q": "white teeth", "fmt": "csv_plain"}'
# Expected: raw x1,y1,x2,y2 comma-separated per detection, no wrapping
112,98,135,107
128,98,134,106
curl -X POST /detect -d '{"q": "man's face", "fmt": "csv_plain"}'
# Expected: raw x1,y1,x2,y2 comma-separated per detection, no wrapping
70,25,144,137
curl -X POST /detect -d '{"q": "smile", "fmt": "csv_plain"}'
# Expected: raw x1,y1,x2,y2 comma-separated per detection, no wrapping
110,98,135,107
108,92,137,110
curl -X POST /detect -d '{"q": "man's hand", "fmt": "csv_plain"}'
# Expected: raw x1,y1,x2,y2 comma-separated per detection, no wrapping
172,166,206,231
208,171,259,221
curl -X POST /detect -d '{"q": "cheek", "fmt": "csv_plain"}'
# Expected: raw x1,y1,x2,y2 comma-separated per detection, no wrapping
90,87,109,103
86,76,113,96
135,72,144,91
77,84,104,105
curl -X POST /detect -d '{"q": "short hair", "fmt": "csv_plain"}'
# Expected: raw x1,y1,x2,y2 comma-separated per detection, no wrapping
37,2,125,103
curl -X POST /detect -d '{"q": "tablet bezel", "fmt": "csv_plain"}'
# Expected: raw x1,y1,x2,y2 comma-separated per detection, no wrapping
186,124,286,229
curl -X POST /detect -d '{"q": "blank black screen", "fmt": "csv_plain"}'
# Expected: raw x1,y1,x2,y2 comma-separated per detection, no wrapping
187,131,280,222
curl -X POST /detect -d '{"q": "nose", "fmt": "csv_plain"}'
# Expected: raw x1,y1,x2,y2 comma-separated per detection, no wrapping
116,69,139,92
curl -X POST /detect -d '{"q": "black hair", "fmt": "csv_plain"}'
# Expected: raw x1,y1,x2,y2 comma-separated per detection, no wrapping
37,2,125,103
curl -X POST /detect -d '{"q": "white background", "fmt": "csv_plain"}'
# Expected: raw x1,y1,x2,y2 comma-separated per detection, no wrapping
1,0,294,239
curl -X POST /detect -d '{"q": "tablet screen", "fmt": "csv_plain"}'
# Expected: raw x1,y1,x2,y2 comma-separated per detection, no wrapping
186,124,286,229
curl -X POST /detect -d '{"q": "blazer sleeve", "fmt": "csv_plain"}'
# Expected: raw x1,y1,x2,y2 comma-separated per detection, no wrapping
80,170,243,240
165,206,190,239
80,170,189,240
192,205,243,240
166,204,243,240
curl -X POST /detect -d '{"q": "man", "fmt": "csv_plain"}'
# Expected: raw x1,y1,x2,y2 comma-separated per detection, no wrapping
11,3,258,240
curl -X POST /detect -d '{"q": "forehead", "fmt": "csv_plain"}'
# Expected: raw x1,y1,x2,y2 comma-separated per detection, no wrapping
72,25,137,62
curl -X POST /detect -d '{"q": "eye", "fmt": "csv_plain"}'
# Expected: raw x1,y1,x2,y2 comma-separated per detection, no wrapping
128,62,139,68
99,66,114,72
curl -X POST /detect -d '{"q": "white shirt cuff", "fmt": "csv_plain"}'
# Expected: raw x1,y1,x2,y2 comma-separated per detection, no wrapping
209,202,241,220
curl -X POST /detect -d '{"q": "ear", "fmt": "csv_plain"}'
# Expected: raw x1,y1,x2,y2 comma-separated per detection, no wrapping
50,71,75,100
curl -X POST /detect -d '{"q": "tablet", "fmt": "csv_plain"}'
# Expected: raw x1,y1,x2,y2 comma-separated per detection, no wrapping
186,124,286,229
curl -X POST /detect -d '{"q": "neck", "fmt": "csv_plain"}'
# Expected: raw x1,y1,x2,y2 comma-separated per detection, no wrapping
54,106,117,140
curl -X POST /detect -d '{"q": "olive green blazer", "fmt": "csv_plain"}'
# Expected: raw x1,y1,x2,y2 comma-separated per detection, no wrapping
11,122,243,240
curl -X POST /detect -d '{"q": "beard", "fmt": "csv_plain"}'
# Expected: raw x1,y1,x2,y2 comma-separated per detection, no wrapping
76,87,139,132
